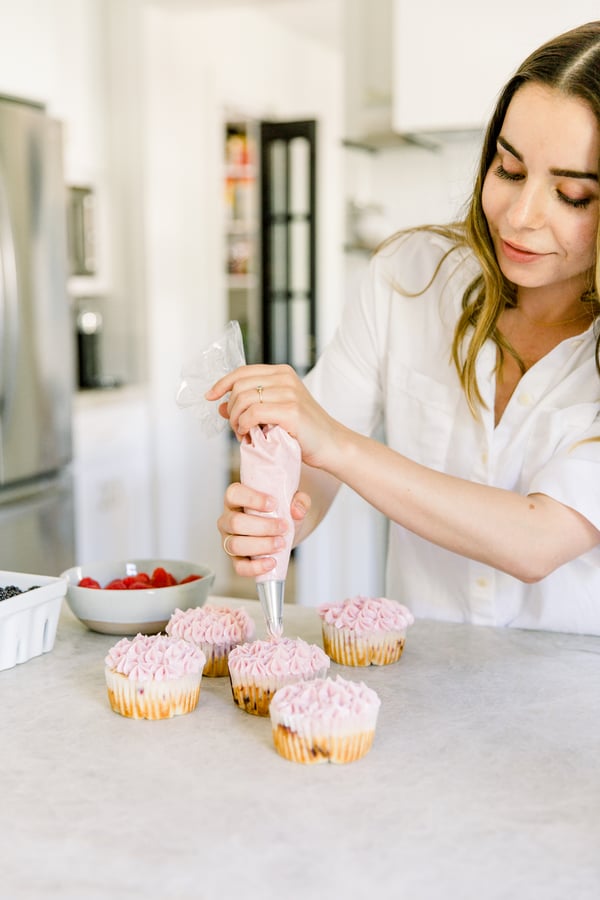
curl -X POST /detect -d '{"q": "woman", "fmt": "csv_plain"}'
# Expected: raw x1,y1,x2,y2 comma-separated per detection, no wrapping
207,22,600,634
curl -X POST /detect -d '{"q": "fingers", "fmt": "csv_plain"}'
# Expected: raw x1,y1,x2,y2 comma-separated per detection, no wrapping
291,491,311,521
226,553,279,579
206,364,289,402
224,481,276,516
232,380,301,438
206,364,301,436
219,534,284,577
219,482,289,576
204,365,243,401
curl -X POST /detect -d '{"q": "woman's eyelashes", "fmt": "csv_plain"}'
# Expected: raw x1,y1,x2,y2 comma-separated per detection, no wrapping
556,191,592,209
494,163,523,182
494,162,594,209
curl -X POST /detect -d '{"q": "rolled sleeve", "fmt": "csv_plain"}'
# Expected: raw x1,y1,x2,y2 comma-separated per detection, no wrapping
528,432,600,532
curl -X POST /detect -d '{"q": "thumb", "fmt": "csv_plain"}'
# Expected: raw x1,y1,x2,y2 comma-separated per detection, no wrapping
291,491,311,521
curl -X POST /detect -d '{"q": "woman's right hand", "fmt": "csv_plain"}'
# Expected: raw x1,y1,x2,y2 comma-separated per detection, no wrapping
206,363,342,472
217,481,311,577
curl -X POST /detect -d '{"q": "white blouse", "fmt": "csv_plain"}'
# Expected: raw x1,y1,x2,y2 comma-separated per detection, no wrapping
305,230,600,635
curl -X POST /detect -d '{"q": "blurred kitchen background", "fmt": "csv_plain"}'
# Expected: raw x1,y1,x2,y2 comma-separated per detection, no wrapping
0,0,597,604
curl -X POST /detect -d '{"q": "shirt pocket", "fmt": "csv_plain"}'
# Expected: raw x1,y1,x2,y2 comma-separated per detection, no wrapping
520,401,600,488
385,360,460,471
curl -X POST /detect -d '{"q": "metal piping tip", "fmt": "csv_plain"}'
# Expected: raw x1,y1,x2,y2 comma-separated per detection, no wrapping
256,580,285,638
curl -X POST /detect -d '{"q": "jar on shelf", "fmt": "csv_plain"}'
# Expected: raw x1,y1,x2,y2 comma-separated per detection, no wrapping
227,238,251,275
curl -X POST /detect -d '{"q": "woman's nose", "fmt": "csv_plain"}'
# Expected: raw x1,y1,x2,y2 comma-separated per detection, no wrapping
506,181,547,230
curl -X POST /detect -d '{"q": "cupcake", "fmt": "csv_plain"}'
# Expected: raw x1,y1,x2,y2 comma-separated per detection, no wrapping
228,637,330,717
318,595,414,666
269,675,381,765
104,633,206,720
166,604,255,677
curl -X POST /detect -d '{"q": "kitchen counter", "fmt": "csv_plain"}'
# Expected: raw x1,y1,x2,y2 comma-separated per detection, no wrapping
2,599,599,900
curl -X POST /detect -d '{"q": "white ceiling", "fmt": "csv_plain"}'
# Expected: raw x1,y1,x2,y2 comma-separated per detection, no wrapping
151,0,343,51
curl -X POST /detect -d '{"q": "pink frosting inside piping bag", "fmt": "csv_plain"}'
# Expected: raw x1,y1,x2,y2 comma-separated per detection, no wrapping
239,425,302,582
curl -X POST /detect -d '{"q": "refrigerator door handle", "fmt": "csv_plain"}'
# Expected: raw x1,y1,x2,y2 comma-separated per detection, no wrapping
0,160,19,432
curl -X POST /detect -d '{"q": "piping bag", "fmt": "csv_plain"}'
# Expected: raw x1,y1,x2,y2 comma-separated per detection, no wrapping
176,321,301,638
239,425,302,638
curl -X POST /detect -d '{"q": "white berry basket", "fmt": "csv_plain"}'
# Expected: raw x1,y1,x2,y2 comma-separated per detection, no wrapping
0,570,67,672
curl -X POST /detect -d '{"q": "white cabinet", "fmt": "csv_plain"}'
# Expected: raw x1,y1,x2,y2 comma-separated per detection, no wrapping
393,0,600,134
0,0,108,182
73,388,155,564
344,0,396,144
344,0,600,141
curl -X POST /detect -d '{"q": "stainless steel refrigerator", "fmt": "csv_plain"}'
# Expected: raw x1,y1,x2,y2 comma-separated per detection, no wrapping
0,95,75,575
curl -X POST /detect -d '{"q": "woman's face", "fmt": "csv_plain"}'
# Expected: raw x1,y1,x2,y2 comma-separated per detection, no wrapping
482,83,599,300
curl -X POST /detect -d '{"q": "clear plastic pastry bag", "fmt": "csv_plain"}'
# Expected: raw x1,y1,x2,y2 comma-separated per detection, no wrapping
176,320,302,636
176,320,246,437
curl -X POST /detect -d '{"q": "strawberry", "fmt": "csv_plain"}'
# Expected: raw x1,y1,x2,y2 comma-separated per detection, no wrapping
78,569,198,590
78,577,101,589
150,567,177,588
105,578,128,590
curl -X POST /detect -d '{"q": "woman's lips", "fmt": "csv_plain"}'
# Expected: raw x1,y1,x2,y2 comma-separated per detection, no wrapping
500,239,547,263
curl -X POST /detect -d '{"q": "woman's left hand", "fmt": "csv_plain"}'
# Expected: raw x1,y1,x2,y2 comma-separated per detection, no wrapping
205,363,341,471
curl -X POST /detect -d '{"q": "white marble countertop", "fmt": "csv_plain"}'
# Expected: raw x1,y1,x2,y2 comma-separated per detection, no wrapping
2,597,600,900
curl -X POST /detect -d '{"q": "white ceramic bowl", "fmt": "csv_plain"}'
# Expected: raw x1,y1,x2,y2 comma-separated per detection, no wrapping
61,558,215,636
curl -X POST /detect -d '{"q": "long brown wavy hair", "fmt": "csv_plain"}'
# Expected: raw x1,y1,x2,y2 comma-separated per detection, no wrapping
389,22,600,415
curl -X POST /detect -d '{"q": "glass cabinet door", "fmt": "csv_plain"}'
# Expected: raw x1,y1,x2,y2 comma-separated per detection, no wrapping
260,120,316,374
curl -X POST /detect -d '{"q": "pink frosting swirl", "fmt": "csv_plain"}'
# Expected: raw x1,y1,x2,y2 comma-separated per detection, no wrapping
318,596,414,636
228,637,329,679
166,605,255,646
104,633,206,682
270,675,381,720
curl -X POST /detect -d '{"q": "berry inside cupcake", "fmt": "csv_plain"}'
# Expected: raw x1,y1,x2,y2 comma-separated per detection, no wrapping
228,636,330,716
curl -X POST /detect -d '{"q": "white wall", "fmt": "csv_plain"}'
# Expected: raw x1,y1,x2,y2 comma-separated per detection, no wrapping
0,0,108,181
139,3,344,593
156,4,345,350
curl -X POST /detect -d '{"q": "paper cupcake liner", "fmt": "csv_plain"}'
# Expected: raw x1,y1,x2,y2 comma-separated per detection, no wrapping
230,682,275,717
201,643,234,678
272,724,376,764
321,623,406,666
105,668,202,720
228,667,329,717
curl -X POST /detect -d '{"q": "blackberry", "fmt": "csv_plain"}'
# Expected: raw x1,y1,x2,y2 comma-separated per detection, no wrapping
0,585,40,600
0,585,24,602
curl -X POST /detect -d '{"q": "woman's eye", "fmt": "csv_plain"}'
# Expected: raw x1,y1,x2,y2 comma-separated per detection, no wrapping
557,191,592,209
494,164,523,182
